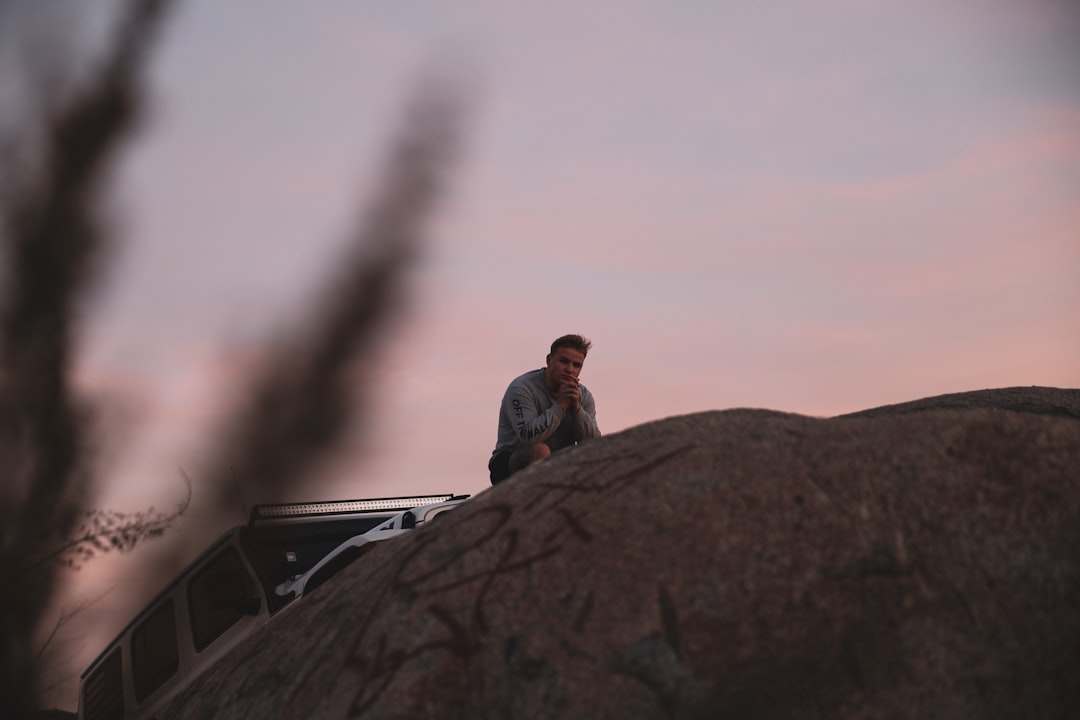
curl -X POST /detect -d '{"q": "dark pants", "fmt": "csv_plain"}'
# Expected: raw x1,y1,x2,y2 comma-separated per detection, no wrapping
488,450,514,485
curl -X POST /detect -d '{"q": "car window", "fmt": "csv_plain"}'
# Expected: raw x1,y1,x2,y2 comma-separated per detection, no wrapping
81,648,124,720
188,546,257,652
131,598,179,702
245,516,390,587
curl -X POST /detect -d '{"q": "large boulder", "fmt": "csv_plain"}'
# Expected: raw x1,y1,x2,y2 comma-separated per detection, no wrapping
164,387,1080,719
841,385,1080,420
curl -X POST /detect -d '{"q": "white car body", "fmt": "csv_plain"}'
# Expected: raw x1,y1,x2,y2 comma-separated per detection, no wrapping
77,494,467,720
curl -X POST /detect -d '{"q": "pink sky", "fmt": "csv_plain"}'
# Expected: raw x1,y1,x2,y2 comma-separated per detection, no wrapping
24,0,1078,707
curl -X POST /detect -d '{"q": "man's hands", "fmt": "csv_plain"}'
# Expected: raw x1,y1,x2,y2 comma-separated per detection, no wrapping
556,376,581,413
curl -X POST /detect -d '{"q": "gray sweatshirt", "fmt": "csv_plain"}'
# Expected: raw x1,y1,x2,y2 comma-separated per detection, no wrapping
491,368,601,458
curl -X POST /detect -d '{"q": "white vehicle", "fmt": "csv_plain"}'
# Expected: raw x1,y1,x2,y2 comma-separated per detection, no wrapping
77,493,467,720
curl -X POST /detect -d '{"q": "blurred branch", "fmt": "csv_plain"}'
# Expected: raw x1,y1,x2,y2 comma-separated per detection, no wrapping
0,0,174,715
32,591,101,681
209,78,468,507
2,0,471,713
31,586,114,713
24,473,191,574
134,72,470,608
124,74,469,604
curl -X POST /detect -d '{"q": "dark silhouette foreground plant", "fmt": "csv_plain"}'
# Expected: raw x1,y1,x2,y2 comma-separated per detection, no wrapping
0,0,467,714
0,1,175,714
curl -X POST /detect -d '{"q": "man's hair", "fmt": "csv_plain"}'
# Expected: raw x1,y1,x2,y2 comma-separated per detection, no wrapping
550,334,592,357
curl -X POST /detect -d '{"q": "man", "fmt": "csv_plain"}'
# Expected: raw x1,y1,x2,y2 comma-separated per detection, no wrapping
488,334,601,485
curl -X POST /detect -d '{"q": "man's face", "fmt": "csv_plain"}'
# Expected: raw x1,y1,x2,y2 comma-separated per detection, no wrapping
544,346,586,392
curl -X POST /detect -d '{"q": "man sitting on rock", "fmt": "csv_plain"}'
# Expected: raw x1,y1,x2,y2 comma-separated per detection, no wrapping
488,334,601,485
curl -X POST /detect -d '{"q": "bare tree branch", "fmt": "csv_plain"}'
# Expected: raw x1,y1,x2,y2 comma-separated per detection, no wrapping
31,587,115,714
33,593,100,671
24,473,191,574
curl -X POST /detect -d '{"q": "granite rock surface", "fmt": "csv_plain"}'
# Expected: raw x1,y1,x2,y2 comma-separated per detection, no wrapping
163,387,1080,719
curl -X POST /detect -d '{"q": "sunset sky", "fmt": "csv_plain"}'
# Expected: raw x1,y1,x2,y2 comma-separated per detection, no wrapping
77,0,1078,507
10,0,1077,703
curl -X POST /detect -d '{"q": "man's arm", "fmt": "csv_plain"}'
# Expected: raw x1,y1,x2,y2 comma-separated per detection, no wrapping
505,383,566,446
571,387,600,441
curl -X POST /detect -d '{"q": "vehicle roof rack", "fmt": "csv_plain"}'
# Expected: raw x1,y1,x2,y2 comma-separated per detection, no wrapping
248,494,458,526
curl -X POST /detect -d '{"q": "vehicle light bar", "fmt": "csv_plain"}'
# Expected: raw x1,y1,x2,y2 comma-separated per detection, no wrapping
250,494,455,523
